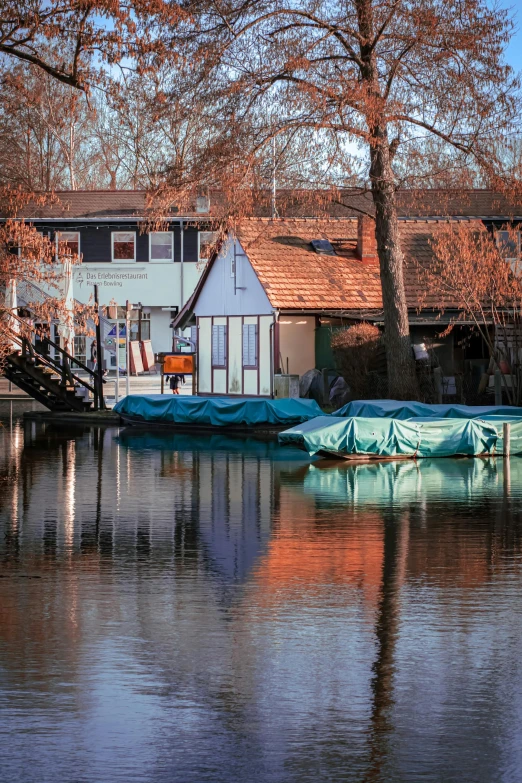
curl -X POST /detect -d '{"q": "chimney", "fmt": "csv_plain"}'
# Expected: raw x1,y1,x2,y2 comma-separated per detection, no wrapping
357,216,378,261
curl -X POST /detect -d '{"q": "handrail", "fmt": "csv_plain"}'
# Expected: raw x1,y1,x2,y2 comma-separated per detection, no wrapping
2,307,97,376
7,325,97,396
2,310,102,407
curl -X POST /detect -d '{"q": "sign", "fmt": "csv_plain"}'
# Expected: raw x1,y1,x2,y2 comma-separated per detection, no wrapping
72,263,189,307
163,354,194,374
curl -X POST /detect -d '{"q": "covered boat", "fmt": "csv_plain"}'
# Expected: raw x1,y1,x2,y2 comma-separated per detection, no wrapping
114,394,323,432
278,415,511,459
334,399,522,420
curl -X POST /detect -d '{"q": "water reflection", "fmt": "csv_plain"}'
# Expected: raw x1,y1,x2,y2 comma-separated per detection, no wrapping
1,416,522,783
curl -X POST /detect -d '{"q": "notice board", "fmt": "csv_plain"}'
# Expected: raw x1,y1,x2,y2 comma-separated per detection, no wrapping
163,354,194,374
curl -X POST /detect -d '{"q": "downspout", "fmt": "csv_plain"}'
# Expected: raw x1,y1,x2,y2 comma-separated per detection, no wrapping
269,310,279,399
175,219,184,349
180,219,184,308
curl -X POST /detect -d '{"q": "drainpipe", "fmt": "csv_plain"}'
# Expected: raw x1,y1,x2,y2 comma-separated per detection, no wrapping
180,219,184,308
269,311,278,398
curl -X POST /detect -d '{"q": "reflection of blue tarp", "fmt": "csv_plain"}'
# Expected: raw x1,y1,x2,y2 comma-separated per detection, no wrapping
118,428,316,461
335,399,522,420
297,457,514,508
114,395,323,427
279,416,501,457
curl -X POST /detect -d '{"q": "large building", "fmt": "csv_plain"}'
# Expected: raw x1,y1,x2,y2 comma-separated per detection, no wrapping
4,190,217,362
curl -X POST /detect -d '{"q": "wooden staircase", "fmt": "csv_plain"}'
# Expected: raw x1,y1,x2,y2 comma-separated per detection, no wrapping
3,317,105,413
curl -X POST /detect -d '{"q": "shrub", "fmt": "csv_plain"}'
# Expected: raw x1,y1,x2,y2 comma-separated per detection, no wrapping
331,322,384,399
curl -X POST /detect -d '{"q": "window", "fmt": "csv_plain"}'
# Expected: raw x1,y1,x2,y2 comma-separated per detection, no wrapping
74,335,87,364
112,231,135,262
57,231,80,258
497,230,520,262
212,324,227,367
190,325,197,348
199,231,218,262
150,231,173,261
242,323,257,367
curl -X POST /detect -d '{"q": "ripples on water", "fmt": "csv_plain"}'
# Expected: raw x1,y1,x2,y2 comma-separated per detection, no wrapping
1,405,522,783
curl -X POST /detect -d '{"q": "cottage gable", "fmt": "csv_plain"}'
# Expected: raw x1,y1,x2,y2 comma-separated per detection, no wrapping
195,238,273,317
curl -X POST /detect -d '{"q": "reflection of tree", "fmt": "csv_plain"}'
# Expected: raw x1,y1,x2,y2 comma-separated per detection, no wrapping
364,509,409,783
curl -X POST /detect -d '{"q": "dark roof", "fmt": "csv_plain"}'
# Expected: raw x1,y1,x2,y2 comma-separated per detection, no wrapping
5,188,522,220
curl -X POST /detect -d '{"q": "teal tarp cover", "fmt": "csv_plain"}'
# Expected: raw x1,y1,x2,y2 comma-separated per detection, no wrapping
335,399,522,420
114,395,323,427
278,416,501,457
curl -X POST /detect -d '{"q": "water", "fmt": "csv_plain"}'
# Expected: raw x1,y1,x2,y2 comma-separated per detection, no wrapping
1,406,522,783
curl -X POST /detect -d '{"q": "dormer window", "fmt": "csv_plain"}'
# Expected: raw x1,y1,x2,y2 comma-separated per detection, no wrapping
196,195,210,213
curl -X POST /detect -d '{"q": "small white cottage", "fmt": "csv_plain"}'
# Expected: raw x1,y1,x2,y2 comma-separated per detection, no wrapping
173,217,383,396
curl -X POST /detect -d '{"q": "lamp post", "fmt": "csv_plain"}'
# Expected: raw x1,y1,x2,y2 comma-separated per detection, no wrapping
126,300,131,398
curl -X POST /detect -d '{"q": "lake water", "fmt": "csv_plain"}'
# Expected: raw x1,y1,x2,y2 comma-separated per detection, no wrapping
1,404,522,783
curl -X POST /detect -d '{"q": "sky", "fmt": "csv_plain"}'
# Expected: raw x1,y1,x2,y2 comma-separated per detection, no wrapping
504,0,522,72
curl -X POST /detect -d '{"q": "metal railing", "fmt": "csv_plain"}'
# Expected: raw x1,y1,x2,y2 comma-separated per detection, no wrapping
3,310,105,410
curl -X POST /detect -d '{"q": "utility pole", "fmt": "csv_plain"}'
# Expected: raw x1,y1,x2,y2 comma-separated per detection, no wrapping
93,285,105,410
271,136,278,219
126,300,131,398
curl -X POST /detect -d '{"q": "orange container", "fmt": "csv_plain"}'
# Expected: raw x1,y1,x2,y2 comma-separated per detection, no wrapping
163,354,194,374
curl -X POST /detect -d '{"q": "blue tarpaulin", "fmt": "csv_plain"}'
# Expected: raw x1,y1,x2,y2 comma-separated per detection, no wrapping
114,395,323,428
278,416,502,458
334,399,522,420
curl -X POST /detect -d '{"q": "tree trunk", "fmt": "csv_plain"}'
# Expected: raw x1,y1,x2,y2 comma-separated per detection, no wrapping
370,138,418,399
356,0,417,399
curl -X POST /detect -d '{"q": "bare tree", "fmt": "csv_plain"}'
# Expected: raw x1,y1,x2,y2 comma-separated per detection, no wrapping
158,0,520,398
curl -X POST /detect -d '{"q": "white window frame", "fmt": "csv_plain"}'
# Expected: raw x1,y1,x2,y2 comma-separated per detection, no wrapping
149,231,174,263
111,231,136,263
198,231,217,263
56,230,80,259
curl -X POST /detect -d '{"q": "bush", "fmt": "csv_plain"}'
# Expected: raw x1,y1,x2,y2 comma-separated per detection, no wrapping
331,322,384,399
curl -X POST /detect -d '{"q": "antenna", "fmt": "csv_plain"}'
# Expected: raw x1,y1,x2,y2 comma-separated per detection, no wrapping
271,136,278,218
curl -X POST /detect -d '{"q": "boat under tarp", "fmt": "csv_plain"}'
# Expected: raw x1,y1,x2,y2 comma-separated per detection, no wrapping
114,395,324,431
334,399,522,420
278,415,521,459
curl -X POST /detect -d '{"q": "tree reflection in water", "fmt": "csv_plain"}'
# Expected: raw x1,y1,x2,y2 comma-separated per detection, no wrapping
1,417,522,782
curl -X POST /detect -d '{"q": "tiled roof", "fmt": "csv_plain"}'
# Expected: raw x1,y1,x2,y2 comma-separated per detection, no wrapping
6,187,522,220
237,218,382,311
173,216,480,327
237,217,475,313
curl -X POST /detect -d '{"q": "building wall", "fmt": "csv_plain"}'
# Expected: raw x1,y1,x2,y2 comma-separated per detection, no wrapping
28,222,207,356
195,239,273,317
278,316,316,377
197,314,274,396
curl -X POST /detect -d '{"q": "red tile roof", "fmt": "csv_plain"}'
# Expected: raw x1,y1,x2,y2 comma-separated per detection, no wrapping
173,216,482,327
237,218,382,311
237,217,473,313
